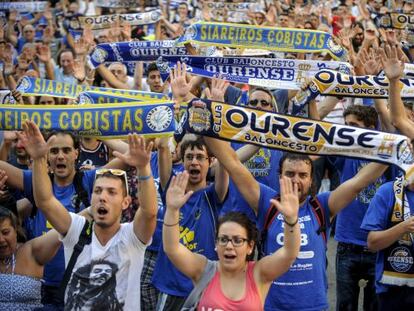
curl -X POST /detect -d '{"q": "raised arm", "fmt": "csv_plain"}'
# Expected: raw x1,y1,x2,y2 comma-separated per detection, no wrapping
255,176,300,284
381,45,414,139
96,64,130,89
157,136,173,190
17,121,72,235
28,229,61,265
5,11,18,47
163,172,207,283
113,134,157,244
328,162,388,218
204,137,260,213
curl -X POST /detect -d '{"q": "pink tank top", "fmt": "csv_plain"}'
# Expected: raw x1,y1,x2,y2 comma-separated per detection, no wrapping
197,261,263,311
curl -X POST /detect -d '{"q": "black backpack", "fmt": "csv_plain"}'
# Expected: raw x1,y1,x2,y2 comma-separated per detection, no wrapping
259,196,327,259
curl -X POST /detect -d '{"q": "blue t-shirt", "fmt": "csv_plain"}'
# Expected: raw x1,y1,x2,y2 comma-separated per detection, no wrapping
152,183,222,297
232,142,282,193
23,169,95,286
332,157,398,246
361,182,414,294
257,183,331,311
148,152,184,252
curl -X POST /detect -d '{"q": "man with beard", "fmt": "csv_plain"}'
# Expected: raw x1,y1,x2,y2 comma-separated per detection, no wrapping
203,136,390,311
19,120,157,310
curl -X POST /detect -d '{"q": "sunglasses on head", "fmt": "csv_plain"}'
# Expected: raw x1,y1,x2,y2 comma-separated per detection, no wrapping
248,99,271,108
95,168,129,196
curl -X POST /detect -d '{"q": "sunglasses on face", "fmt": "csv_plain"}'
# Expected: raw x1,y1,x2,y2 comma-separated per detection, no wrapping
248,99,271,108
95,168,129,196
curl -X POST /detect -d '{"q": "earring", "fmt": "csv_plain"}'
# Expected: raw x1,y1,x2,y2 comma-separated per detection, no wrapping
214,247,217,251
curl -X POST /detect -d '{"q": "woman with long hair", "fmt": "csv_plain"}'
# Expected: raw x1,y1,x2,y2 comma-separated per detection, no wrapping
163,172,300,310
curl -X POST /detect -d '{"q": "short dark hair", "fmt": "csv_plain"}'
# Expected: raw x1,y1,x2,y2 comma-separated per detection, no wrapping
343,105,378,128
180,136,210,161
46,131,80,150
57,48,75,66
146,62,160,76
217,211,258,261
279,152,313,177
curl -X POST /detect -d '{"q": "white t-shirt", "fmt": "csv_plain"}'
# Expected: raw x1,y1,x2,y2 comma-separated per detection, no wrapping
61,213,148,311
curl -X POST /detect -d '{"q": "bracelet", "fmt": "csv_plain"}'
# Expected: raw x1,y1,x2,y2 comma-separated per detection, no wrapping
163,220,179,227
137,174,152,181
284,217,299,227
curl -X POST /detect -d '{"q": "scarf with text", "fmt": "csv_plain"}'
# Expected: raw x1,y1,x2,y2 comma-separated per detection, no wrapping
0,102,175,138
176,22,348,61
89,40,188,68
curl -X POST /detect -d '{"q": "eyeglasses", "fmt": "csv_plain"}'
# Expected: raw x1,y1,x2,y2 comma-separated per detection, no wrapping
184,154,209,162
216,235,248,247
95,168,129,196
248,99,271,108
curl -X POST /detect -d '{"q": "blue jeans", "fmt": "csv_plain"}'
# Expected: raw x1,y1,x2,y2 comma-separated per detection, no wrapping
336,242,378,311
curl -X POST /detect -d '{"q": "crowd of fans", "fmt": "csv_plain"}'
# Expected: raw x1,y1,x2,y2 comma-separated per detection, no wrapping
0,0,414,310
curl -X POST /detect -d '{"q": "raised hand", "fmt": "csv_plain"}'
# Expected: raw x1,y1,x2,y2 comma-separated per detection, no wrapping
269,176,299,222
113,133,153,169
16,120,51,160
204,77,229,102
379,44,404,81
166,171,193,211
170,61,194,100
36,44,51,63
121,22,131,41
0,170,8,190
73,58,86,81
73,37,89,57
359,47,381,75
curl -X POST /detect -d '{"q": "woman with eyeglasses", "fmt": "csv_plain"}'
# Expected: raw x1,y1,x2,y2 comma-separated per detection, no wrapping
163,172,300,310
0,170,61,310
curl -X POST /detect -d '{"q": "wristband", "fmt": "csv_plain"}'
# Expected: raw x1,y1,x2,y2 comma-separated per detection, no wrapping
138,174,152,181
163,220,179,227
284,217,299,227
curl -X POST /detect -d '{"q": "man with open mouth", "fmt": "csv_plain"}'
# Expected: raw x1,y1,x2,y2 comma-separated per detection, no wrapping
17,120,157,311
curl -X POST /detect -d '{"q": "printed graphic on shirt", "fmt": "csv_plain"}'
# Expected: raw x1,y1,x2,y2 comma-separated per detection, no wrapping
245,148,271,177
273,213,316,286
66,259,124,310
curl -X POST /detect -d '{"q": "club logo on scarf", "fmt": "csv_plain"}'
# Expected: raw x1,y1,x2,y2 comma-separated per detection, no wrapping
18,76,32,93
183,25,197,41
397,140,414,165
78,93,94,105
388,246,413,273
146,106,174,132
326,38,343,54
188,100,211,132
91,48,108,65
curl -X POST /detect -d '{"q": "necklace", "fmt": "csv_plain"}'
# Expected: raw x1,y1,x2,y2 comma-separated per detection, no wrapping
0,254,16,274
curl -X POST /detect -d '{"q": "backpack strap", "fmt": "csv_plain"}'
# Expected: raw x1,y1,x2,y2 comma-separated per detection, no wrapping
72,170,90,213
259,197,280,258
309,196,327,245
59,219,93,301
